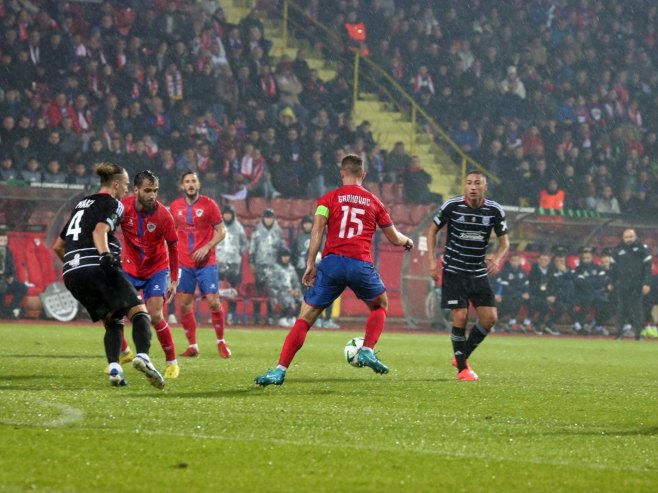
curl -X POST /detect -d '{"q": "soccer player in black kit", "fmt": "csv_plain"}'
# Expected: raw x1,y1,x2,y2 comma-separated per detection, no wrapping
427,171,509,381
53,162,165,389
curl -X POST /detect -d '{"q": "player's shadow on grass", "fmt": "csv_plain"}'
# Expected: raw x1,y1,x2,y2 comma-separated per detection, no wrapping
536,426,658,436
131,388,265,398
6,354,99,359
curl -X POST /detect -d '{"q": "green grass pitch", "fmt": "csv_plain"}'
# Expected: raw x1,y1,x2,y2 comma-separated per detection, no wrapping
0,323,656,493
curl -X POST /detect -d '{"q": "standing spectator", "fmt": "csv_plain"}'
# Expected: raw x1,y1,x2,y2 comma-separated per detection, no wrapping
266,247,303,327
248,208,285,325
610,229,652,340
170,171,231,358
386,141,410,183
215,204,248,325
0,232,28,319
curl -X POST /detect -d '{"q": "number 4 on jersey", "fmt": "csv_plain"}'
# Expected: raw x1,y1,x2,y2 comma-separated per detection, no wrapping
339,206,365,238
66,210,84,241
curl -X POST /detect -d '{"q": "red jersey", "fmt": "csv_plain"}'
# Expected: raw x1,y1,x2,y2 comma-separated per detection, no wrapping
318,184,392,262
120,196,179,281
169,195,223,268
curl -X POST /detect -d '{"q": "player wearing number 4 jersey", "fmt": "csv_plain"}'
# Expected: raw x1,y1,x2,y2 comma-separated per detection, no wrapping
255,154,414,387
117,170,181,379
53,163,165,389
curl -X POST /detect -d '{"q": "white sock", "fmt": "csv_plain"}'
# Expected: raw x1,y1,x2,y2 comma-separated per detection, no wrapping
216,339,225,344
166,359,178,365
275,365,287,372
121,347,132,355
109,362,121,372
190,344,199,350
362,346,373,352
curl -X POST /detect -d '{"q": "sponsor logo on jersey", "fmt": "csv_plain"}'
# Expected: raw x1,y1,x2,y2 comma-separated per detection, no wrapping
70,253,81,267
448,300,459,305
458,232,485,241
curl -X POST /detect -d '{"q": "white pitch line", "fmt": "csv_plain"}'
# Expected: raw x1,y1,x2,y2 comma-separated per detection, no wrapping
0,400,84,428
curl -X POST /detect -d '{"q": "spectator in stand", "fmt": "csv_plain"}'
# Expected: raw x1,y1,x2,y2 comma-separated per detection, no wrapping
594,185,621,214
0,155,19,181
215,204,248,325
42,159,67,184
20,157,42,183
266,247,303,327
547,246,576,334
450,119,480,155
403,156,443,205
539,178,566,211
0,232,28,319
386,141,410,183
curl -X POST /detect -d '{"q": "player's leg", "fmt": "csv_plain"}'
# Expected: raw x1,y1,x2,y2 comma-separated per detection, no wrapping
141,269,178,376
200,265,231,358
104,317,128,387
126,303,165,389
177,267,199,356
441,272,476,379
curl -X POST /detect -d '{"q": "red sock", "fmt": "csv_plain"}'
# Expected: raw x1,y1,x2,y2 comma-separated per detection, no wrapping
278,319,311,368
154,319,176,361
121,334,129,352
363,307,387,348
181,311,197,345
211,308,225,340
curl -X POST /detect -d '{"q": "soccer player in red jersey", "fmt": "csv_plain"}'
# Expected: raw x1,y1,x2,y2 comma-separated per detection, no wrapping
169,170,230,358
119,170,181,379
255,154,414,386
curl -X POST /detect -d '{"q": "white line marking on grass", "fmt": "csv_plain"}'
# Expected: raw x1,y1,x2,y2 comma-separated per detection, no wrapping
0,400,84,428
88,426,652,474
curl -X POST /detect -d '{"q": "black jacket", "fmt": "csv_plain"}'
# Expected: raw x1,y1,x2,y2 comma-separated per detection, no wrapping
611,241,652,292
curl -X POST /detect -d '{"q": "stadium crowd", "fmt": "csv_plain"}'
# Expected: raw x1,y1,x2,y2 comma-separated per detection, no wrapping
1,0,658,335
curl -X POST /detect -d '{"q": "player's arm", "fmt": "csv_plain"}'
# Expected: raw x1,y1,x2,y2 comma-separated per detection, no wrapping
427,221,441,281
485,233,510,276
302,211,328,287
166,239,179,302
92,222,112,254
381,225,413,251
53,236,66,262
192,222,226,263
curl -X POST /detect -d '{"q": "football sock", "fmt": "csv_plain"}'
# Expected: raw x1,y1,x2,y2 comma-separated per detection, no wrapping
120,335,130,353
181,311,197,345
465,321,488,358
451,326,467,371
278,319,311,368
211,307,225,340
154,318,176,362
104,319,125,363
131,312,152,354
363,306,387,348
275,364,287,372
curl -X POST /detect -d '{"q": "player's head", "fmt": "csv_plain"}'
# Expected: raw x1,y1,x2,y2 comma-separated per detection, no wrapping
464,170,488,206
223,203,235,225
340,154,365,180
623,228,637,245
133,170,159,212
96,161,129,200
180,170,200,200
301,215,313,232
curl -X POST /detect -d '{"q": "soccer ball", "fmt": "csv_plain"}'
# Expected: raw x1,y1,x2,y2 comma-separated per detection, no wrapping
344,337,364,367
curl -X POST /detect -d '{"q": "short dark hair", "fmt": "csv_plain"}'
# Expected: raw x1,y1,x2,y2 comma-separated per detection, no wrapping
134,170,158,187
96,162,125,185
341,154,364,177
180,169,198,183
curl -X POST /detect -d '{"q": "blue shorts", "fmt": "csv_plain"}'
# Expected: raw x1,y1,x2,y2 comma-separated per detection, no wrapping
304,255,386,308
178,265,219,296
123,269,169,301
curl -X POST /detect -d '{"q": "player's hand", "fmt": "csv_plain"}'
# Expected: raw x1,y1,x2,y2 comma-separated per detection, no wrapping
485,254,500,275
302,265,317,287
192,245,210,264
429,260,440,281
403,238,414,251
99,252,122,273
166,279,179,303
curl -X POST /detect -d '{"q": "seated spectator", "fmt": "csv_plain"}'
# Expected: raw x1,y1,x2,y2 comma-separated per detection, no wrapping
386,141,410,183
539,178,566,211
42,159,67,184
68,162,95,186
450,119,479,155
0,155,19,182
0,232,28,319
594,185,621,214
402,155,443,204
20,157,42,183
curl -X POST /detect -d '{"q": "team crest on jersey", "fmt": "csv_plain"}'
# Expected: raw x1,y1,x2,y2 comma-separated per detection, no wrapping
195,209,203,217
482,216,490,226
147,223,156,232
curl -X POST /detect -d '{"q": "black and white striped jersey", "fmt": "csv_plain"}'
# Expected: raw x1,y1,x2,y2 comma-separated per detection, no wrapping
59,193,124,277
433,196,508,278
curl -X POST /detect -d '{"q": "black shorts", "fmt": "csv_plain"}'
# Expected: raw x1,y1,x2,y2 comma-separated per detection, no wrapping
441,271,496,309
64,267,143,322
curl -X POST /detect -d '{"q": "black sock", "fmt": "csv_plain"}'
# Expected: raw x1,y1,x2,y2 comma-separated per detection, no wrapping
104,319,124,364
131,312,152,354
451,326,467,371
465,321,489,358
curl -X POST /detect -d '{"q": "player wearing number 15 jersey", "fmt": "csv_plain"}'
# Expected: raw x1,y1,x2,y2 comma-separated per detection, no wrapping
255,154,415,387
53,162,165,389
